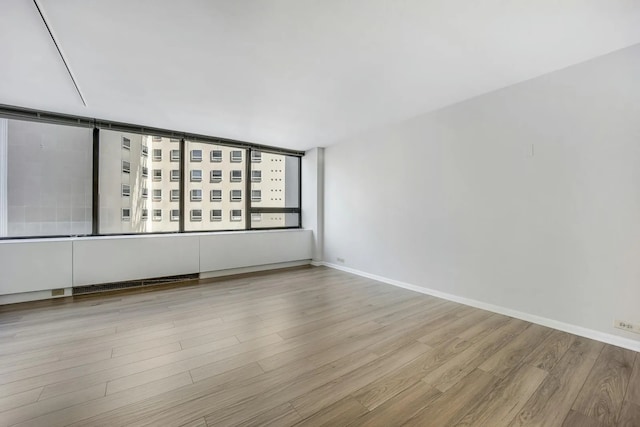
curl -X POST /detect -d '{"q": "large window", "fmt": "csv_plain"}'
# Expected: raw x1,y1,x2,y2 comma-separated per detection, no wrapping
249,151,301,228
99,132,180,234
184,142,246,231
0,108,302,239
0,119,93,237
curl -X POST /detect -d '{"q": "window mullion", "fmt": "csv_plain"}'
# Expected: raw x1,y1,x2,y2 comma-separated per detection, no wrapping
179,138,186,232
245,148,251,230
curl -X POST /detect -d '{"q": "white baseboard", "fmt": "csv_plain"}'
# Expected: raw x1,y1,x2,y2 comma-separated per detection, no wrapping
320,262,640,353
200,260,311,279
0,288,72,305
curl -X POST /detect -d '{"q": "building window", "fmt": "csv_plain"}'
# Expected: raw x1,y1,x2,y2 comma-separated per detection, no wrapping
251,170,262,182
153,169,162,181
170,169,180,181
190,170,202,182
170,138,180,143
251,190,261,202
190,209,202,221
191,189,202,201
152,149,162,161
191,150,202,162
170,209,180,221
122,184,130,197
210,170,222,182
141,145,148,157
231,189,242,202
122,208,131,221
170,189,180,201
231,150,242,162
122,160,130,174
251,213,262,222
211,150,222,162
211,189,222,202
141,187,148,199
122,137,131,150
170,149,180,162
142,166,148,178
230,170,242,182
152,136,162,142
210,209,222,221
152,209,162,221
141,209,149,221
230,209,242,221
251,150,262,162
153,189,162,201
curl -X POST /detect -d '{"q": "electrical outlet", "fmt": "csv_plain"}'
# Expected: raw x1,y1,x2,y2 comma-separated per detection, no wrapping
336,257,345,263
614,319,640,334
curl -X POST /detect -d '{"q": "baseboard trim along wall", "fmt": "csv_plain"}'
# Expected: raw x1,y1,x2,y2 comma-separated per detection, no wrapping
320,262,640,353
0,288,73,305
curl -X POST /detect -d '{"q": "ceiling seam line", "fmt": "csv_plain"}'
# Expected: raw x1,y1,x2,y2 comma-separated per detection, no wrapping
32,0,87,107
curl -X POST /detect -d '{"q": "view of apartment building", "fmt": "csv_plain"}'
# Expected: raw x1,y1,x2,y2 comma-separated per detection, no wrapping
0,120,299,237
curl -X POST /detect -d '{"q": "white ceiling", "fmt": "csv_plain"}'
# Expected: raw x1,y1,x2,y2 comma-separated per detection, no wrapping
2,1,640,151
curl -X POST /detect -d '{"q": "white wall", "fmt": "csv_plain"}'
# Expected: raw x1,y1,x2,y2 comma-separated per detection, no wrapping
323,44,640,347
302,147,324,261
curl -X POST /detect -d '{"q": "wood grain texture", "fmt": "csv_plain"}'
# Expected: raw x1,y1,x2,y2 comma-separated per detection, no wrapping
625,354,640,406
0,266,637,427
617,401,640,427
571,345,635,426
510,336,604,427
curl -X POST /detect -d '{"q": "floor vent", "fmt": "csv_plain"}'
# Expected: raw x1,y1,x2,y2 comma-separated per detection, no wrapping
72,273,199,295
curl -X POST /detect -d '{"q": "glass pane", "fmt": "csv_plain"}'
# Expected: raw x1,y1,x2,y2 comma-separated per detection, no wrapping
184,141,246,231
1,119,92,237
99,131,179,233
251,213,299,228
250,152,299,209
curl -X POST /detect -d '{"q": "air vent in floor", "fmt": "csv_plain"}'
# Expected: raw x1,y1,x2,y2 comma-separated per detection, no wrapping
72,273,199,295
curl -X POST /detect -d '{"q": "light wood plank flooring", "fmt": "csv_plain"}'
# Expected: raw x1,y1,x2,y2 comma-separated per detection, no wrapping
0,266,638,426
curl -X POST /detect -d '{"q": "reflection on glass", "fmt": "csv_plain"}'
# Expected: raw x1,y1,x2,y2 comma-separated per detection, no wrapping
251,213,300,229
1,119,92,237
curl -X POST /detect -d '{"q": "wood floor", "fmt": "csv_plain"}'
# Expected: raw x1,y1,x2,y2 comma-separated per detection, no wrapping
0,266,638,427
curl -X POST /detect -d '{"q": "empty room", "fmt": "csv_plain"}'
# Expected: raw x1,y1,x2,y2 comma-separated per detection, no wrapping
1,1,640,426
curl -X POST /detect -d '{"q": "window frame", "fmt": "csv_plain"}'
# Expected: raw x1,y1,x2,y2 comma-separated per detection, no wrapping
190,169,202,182
190,209,202,221
230,209,242,222
210,209,222,221
0,105,303,240
170,149,180,162
210,150,222,162
190,189,202,202
230,169,242,182
190,149,203,162
210,169,222,182
230,150,242,162
230,189,242,202
210,189,222,202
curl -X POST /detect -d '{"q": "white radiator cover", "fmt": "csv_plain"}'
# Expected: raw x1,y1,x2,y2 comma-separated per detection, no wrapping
0,229,313,297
